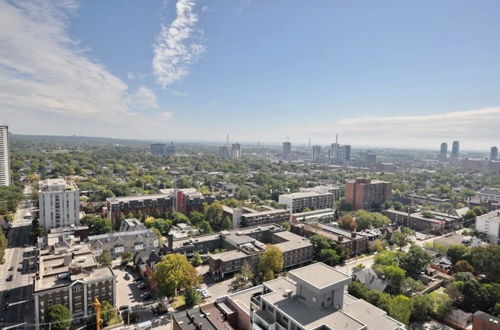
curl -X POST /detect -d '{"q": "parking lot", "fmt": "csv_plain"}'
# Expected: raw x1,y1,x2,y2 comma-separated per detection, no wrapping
113,265,152,307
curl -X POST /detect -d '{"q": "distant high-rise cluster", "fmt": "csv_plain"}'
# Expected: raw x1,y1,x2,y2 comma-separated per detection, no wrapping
438,141,459,162
329,134,351,165
150,142,176,156
282,141,291,160
0,125,10,186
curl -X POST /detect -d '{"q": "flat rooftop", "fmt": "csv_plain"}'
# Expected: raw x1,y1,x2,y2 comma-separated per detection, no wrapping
289,263,350,289
240,208,290,218
272,231,312,252
35,265,114,292
107,193,171,203
280,191,334,199
228,285,263,314
211,250,249,262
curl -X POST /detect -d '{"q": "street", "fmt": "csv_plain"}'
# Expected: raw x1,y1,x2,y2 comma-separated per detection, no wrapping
0,190,36,330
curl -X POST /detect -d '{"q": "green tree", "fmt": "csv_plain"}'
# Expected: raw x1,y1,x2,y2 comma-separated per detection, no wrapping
153,254,201,297
197,221,213,234
81,215,113,235
372,239,385,252
374,250,402,266
391,231,408,249
45,304,71,330
400,246,431,278
469,245,500,282
455,260,474,273
310,234,332,256
410,295,432,322
184,287,201,307
388,295,412,326
192,252,202,267
318,249,340,266
447,245,468,264
121,251,133,266
379,265,406,293
464,210,477,221
97,252,112,266
236,187,251,200
221,216,233,230
259,245,284,280
101,301,116,326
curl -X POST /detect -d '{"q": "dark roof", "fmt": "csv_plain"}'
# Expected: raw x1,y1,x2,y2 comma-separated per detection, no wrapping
473,311,500,324
353,268,388,292
173,308,217,330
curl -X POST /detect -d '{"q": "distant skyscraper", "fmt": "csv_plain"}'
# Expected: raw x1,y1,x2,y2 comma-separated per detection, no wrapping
365,152,376,166
344,145,351,161
231,143,241,159
491,146,498,161
150,142,176,156
282,141,291,160
440,142,448,161
451,141,460,161
0,125,10,186
219,145,229,158
312,145,321,162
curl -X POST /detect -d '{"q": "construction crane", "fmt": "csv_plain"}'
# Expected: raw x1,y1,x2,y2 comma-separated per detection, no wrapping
93,298,103,330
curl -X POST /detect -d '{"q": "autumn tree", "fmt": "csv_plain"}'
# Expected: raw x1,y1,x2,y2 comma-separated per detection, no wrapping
259,245,284,280
153,254,201,297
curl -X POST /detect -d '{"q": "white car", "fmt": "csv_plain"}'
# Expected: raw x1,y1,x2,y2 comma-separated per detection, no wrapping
199,289,211,298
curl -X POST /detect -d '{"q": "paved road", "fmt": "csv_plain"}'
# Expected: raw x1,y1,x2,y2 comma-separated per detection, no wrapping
0,189,36,329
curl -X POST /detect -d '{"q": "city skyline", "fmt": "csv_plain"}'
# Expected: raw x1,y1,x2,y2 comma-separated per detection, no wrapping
2,0,500,149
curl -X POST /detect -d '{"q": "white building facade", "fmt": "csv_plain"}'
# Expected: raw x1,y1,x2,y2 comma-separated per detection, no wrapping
39,178,80,229
0,125,10,186
476,211,500,244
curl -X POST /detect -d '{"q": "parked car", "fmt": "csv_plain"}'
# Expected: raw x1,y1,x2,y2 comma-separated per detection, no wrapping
142,294,152,301
119,305,130,311
124,274,130,280
199,289,211,298
6,275,13,281
8,266,13,271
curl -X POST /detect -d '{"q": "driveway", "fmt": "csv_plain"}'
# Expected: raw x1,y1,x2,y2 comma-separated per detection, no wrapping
113,265,149,307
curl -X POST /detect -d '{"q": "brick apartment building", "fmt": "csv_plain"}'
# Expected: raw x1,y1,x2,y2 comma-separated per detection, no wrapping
344,178,392,210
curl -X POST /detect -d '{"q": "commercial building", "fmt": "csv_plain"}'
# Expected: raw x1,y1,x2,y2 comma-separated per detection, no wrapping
383,209,462,234
476,211,500,244
291,222,369,257
249,263,405,330
365,152,377,166
312,145,321,162
292,208,336,223
279,186,339,212
38,178,80,230
282,141,292,160
344,178,392,210
330,142,351,165
33,237,116,330
491,146,498,161
231,143,241,159
219,145,230,158
167,224,313,278
225,206,291,229
440,142,448,161
105,188,204,222
209,227,313,278
150,142,176,156
451,140,460,161
87,218,160,259
0,125,10,186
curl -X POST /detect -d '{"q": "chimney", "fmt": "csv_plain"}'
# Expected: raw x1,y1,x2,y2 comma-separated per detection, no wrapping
351,232,357,238
63,254,72,266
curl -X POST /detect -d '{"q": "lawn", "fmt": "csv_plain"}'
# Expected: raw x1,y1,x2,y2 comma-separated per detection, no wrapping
172,295,186,309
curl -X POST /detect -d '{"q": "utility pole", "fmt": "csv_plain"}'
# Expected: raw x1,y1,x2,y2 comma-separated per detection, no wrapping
93,298,102,330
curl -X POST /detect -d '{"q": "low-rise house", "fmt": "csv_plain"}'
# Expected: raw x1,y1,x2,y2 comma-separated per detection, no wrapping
87,218,160,259
352,268,388,292
135,250,161,292
445,309,473,330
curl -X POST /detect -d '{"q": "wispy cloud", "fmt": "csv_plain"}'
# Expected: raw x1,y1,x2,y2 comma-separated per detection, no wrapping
152,0,205,88
0,0,172,139
292,106,500,149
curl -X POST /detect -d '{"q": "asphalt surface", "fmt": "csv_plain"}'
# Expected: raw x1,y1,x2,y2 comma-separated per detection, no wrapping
0,194,36,329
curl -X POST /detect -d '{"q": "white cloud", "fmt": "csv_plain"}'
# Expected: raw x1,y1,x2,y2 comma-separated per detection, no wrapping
127,86,160,110
152,0,205,88
0,0,172,139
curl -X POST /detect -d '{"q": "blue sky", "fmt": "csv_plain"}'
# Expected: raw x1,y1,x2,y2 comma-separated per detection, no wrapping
1,0,500,150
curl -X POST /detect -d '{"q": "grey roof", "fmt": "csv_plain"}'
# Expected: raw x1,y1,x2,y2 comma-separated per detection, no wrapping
353,268,388,292
88,229,154,243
